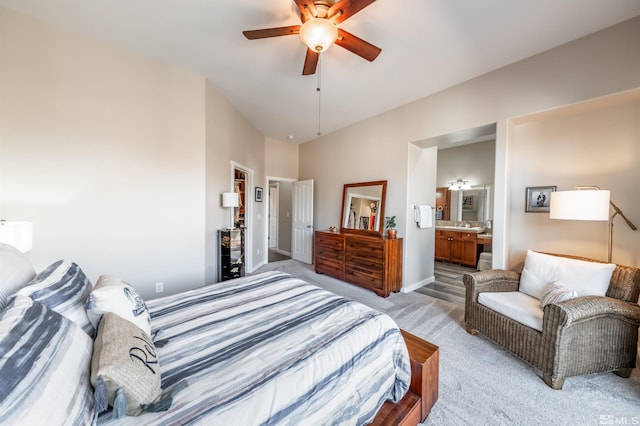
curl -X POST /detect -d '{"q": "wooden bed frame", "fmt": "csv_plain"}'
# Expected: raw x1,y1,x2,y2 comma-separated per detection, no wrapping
371,330,439,426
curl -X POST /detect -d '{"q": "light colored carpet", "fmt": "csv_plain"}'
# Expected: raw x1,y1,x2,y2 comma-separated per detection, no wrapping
255,260,640,426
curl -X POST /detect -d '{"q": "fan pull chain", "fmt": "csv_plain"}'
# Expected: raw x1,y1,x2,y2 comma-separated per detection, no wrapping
316,55,322,136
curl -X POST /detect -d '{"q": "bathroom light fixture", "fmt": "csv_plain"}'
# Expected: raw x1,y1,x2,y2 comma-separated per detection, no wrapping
448,179,471,191
299,18,338,53
0,220,33,253
550,186,637,262
222,192,239,229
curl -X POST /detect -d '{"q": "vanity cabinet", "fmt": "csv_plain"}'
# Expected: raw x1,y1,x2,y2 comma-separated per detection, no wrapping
435,230,477,267
315,231,402,297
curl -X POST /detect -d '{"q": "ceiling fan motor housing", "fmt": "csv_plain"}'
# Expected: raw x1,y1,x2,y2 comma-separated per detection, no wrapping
299,18,338,52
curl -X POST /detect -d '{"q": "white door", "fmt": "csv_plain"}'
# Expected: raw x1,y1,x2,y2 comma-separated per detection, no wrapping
292,179,314,264
269,185,278,249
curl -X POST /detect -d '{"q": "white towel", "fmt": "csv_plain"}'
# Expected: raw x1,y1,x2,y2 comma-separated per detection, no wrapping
415,205,433,229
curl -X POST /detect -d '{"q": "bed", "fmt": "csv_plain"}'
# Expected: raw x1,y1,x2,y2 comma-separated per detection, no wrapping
0,243,412,425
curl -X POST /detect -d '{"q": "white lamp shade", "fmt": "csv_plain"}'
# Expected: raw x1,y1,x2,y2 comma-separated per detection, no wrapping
222,192,239,208
549,190,610,221
0,221,33,252
299,18,338,53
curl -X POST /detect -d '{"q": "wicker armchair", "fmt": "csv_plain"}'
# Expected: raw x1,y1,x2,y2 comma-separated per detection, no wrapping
463,253,640,389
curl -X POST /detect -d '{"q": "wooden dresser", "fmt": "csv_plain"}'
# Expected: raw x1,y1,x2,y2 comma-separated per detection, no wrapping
315,230,402,297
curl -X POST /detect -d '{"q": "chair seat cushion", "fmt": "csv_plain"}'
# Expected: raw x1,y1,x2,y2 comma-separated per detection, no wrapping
478,291,543,331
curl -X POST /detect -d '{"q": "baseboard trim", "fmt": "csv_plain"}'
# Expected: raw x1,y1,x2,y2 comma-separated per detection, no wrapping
402,276,435,293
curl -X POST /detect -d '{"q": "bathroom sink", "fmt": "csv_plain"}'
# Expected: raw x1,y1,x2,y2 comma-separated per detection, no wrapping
436,225,485,233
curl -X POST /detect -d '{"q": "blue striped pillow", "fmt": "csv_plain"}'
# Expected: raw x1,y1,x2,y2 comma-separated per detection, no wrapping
0,296,95,424
16,260,94,335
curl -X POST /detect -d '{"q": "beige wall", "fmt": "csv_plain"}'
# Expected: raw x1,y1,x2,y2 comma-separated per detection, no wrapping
265,137,299,179
509,89,640,267
436,140,496,188
0,7,267,297
405,145,438,290
204,82,266,282
300,17,640,289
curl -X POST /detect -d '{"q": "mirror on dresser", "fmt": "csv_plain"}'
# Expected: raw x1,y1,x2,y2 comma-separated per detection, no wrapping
449,184,493,224
340,180,387,236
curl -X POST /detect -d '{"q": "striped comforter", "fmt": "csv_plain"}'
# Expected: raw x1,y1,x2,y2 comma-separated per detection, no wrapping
98,271,411,425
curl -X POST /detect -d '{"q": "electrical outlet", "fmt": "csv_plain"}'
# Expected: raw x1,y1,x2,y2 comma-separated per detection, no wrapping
155,282,164,293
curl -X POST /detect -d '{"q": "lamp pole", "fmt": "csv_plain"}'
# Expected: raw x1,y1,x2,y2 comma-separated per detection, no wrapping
608,201,638,263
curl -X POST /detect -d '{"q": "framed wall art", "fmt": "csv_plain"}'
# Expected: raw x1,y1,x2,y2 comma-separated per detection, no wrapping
525,186,556,212
462,195,476,211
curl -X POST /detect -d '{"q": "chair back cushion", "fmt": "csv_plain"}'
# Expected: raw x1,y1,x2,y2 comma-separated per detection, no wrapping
534,252,640,304
519,251,615,300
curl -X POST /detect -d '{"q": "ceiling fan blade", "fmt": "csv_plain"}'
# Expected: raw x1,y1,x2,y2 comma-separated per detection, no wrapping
243,25,301,40
302,49,319,75
328,0,375,24
335,28,381,62
293,0,317,21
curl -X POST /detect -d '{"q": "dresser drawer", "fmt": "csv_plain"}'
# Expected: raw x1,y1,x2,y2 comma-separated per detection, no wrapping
316,233,344,250
345,265,383,291
346,238,384,257
345,251,384,269
316,257,344,279
316,246,344,262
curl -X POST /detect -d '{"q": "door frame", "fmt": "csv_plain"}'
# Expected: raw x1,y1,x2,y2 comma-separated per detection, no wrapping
264,176,296,266
231,161,253,272
269,183,279,250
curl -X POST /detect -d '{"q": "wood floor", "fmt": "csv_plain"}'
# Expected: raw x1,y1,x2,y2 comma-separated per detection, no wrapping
268,249,290,263
416,261,478,306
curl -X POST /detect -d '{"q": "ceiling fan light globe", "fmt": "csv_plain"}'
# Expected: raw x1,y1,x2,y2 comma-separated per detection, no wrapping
299,18,338,53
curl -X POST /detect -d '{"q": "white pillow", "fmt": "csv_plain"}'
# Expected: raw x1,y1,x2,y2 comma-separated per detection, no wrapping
0,243,36,310
86,275,151,335
519,250,615,300
540,281,578,308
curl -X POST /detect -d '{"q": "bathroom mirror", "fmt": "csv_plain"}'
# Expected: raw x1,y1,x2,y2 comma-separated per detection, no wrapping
341,180,387,236
450,184,493,223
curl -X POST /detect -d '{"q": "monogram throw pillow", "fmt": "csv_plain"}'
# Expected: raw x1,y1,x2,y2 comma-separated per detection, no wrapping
91,312,162,417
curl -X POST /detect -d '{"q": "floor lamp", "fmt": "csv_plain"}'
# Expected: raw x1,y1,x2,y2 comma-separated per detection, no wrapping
222,192,239,229
549,187,637,262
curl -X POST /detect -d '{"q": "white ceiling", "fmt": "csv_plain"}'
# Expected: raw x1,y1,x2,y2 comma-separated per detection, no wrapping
3,0,640,143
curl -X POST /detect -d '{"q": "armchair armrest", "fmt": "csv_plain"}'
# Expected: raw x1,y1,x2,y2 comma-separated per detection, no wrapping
544,296,640,328
463,270,521,301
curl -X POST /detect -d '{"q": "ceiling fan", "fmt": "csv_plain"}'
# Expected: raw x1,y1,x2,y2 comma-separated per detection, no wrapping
243,0,381,75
